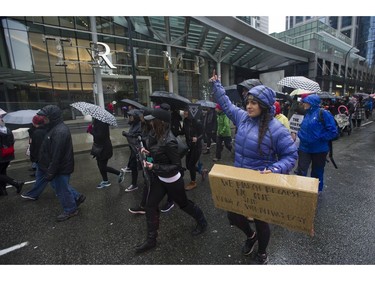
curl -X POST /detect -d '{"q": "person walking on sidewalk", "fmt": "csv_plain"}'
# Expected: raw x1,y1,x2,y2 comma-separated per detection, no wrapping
89,118,125,188
122,109,142,192
0,114,24,196
210,74,298,265
36,105,85,221
202,107,217,155
213,103,232,162
21,115,86,206
295,94,338,194
134,108,207,253
182,108,203,191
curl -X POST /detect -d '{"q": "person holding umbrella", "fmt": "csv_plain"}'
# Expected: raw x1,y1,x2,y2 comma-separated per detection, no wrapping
134,108,207,253
210,73,298,264
89,117,125,188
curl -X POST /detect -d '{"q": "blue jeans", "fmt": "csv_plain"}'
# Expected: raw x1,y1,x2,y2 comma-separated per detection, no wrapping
50,174,78,214
24,164,80,202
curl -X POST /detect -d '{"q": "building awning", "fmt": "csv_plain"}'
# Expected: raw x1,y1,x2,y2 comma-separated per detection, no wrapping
0,67,50,85
130,16,315,72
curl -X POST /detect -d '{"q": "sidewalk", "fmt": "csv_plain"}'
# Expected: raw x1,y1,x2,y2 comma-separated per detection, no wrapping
12,116,129,164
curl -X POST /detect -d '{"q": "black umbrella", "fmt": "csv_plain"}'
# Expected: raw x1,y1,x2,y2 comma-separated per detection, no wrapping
150,91,191,110
276,92,293,103
223,85,242,105
317,92,337,99
120,98,144,109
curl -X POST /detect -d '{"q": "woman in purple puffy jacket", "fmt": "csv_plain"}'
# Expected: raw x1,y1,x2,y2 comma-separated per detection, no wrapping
210,74,298,264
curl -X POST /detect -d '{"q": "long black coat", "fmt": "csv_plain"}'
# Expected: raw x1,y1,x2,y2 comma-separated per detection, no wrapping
91,119,113,160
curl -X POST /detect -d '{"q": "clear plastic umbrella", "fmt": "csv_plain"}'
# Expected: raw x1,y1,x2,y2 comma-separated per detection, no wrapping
196,100,216,108
2,109,39,124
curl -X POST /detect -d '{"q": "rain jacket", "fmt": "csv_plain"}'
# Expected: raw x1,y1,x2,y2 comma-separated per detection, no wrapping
216,111,231,137
298,94,338,153
38,105,74,180
212,81,297,174
91,118,113,160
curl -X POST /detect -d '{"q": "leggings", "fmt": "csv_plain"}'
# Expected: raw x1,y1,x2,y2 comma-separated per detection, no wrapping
96,158,120,181
227,211,270,254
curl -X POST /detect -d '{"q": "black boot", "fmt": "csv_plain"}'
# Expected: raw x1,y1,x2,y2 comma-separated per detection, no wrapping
135,208,159,253
182,200,208,236
13,181,25,194
0,186,8,196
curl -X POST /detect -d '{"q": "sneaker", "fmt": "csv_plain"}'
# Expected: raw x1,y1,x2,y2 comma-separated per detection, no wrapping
123,167,132,173
56,209,79,222
97,181,111,189
76,194,86,207
213,158,220,162
118,169,126,184
255,252,269,265
21,194,37,201
125,184,138,192
242,234,257,256
161,201,175,213
185,181,197,191
128,206,146,214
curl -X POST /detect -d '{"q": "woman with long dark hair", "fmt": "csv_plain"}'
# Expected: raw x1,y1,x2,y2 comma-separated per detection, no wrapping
90,118,125,188
210,74,298,264
135,108,207,253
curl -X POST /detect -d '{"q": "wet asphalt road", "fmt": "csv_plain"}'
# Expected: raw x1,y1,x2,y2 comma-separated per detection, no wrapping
1,122,375,266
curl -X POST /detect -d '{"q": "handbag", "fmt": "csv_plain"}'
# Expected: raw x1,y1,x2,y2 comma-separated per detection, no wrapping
1,145,15,158
176,135,189,158
90,143,103,157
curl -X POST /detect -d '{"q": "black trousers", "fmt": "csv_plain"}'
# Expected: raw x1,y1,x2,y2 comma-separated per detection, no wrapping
186,144,202,182
96,158,120,181
227,211,270,254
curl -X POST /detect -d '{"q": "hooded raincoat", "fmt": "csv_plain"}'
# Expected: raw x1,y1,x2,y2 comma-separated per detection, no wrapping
212,81,297,174
298,94,338,153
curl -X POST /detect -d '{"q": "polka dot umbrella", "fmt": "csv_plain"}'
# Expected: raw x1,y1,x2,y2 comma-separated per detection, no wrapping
70,102,117,127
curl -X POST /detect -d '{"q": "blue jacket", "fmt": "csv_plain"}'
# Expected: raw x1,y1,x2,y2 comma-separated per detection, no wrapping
298,94,338,153
212,81,297,174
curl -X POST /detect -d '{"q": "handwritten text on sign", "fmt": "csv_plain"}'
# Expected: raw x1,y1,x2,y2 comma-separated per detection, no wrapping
208,164,318,236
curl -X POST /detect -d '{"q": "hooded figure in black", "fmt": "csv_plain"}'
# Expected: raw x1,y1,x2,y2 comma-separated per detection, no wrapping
90,117,124,189
37,105,84,221
122,109,142,192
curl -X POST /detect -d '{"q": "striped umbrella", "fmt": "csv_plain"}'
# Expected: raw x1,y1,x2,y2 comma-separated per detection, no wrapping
278,76,321,92
70,102,117,127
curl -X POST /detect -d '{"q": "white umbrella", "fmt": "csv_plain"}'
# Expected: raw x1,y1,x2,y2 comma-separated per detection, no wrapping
0,108,6,116
70,102,118,127
278,76,321,92
2,109,39,124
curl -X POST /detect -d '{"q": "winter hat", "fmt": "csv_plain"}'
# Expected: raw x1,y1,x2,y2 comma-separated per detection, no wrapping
144,108,171,123
32,115,46,126
215,103,222,110
274,101,281,115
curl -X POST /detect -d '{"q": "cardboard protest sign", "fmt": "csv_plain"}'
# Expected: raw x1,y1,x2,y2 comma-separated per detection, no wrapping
289,114,304,133
208,164,319,236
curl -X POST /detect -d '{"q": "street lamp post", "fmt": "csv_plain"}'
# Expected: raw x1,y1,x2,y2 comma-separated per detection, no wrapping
343,39,375,96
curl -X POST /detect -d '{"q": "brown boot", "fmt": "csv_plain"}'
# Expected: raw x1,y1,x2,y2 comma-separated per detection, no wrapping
185,181,197,191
